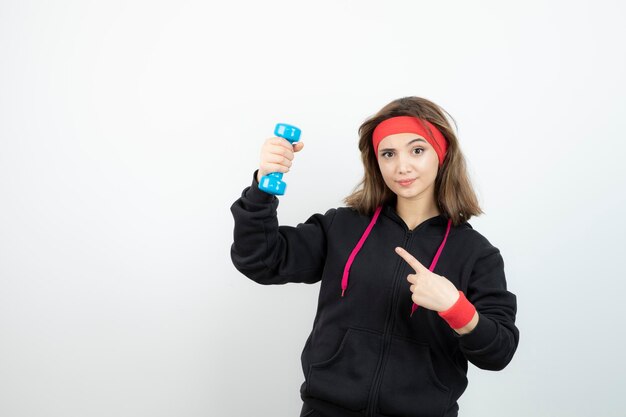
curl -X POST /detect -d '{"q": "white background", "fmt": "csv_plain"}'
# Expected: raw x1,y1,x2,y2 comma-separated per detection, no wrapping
1,1,625,416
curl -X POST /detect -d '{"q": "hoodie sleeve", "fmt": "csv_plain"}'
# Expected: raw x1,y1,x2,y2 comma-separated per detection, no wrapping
229,169,337,285
454,244,519,371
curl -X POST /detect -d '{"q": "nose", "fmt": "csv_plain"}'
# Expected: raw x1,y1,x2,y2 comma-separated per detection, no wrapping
397,152,412,174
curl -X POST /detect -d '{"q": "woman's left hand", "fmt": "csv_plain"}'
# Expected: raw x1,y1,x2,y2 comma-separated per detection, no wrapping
395,247,460,312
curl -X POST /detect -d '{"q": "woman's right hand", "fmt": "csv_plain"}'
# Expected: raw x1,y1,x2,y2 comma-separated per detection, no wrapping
257,137,305,183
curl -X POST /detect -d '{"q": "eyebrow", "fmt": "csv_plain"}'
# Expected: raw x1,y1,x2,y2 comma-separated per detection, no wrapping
378,138,427,153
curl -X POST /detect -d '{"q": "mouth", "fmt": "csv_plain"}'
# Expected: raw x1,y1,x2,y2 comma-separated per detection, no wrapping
396,178,415,186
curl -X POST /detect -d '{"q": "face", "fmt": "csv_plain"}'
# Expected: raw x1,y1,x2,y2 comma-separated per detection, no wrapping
376,133,440,202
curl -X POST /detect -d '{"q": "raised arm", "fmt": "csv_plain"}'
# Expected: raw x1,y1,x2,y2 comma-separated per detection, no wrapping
230,169,337,285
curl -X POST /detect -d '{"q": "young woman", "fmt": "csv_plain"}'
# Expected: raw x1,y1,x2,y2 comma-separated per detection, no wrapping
230,96,519,417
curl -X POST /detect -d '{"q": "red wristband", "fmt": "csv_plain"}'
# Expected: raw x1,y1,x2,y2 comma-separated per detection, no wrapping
437,291,476,329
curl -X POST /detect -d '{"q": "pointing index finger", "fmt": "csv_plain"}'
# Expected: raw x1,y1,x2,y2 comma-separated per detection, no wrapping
395,247,425,273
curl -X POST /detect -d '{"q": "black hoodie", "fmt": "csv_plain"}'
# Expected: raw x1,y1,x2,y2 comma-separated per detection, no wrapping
230,170,519,417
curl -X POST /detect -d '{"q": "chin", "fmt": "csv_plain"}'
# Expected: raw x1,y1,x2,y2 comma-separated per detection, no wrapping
394,188,417,198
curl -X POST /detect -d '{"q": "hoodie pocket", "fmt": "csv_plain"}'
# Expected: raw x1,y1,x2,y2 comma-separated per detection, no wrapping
378,336,451,417
306,327,382,411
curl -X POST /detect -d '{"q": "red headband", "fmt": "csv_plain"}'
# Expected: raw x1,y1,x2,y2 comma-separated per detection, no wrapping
372,116,448,166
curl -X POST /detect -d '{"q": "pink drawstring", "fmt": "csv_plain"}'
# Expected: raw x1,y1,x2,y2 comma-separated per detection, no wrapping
410,218,452,317
341,206,382,297
340,206,452,308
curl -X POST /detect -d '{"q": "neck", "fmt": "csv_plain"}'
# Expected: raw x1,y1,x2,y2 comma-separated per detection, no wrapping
395,194,441,231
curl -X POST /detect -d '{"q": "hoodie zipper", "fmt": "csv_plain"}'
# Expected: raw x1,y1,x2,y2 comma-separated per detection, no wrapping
365,229,413,417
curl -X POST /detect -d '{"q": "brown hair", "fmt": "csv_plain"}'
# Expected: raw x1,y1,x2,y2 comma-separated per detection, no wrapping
342,96,483,226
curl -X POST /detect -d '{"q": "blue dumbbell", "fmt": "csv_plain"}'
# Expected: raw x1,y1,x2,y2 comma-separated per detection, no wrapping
258,123,302,195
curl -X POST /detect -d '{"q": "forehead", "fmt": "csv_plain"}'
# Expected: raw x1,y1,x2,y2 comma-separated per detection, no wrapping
378,133,431,149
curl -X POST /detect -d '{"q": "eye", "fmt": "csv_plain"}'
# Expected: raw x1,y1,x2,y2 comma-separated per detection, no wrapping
381,151,393,158
413,147,424,155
